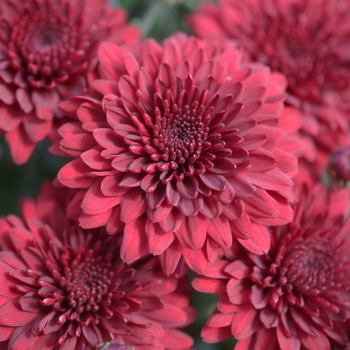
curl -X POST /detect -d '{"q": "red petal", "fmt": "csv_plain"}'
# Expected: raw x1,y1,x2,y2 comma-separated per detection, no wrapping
81,148,112,171
227,278,251,304
206,216,232,248
251,285,270,309
56,76,85,97
159,240,183,276
31,89,59,120
259,307,278,328
237,223,270,255
231,308,260,339
145,220,175,255
79,209,113,229
201,326,232,343
182,246,209,274
5,126,35,164
120,188,147,223
176,176,199,199
163,329,194,349
0,103,23,132
0,324,13,341
0,300,37,326
207,312,234,328
81,182,120,215
57,159,95,188
16,88,33,113
121,216,149,263
81,324,102,347
176,215,207,249
192,276,227,293
245,168,293,191
93,128,125,151
0,82,15,104
177,196,203,216
276,324,301,350
199,173,227,191
224,259,251,279
60,133,96,153
158,208,183,232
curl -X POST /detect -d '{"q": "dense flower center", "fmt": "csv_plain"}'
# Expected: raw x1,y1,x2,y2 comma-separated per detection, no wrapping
130,75,238,184
9,8,79,88
152,91,212,165
282,238,333,295
64,253,114,313
281,39,315,77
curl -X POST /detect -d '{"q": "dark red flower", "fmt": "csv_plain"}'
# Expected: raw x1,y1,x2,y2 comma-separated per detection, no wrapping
188,0,350,175
193,184,350,349
0,182,195,349
56,33,300,275
0,0,141,164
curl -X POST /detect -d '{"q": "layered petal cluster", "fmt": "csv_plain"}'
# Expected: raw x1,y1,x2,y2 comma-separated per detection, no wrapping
56,33,300,275
188,0,350,176
0,0,141,164
0,183,195,350
193,184,350,349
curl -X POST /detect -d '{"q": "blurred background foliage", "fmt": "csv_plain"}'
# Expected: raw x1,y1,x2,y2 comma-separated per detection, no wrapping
0,0,236,349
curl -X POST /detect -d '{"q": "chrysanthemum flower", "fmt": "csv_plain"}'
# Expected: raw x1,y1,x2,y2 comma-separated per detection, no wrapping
0,182,195,349
193,184,350,349
56,33,300,275
0,0,141,164
188,0,350,173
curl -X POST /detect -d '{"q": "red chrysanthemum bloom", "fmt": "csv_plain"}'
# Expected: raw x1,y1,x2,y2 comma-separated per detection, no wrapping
56,33,300,275
193,184,350,349
188,0,350,175
0,0,141,164
0,183,195,349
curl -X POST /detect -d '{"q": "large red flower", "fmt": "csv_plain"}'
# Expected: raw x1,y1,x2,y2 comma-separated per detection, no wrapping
0,183,195,349
56,33,300,275
193,184,350,349
0,0,141,164
188,0,350,176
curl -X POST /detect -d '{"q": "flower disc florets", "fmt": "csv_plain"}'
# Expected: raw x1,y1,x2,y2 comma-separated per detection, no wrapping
57,34,300,275
0,0,140,164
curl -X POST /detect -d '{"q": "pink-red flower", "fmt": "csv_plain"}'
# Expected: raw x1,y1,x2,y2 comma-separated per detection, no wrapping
0,0,141,164
0,182,195,350
56,33,300,275
188,0,350,175
193,184,350,349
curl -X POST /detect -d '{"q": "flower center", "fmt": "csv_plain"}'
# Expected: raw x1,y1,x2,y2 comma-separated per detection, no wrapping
64,254,114,313
31,26,64,49
9,7,78,87
152,95,211,165
282,238,333,295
